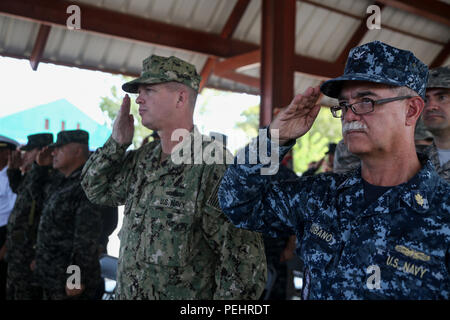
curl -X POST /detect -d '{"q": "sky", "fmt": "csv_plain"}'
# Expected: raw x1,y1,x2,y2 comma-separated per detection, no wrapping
1,56,260,153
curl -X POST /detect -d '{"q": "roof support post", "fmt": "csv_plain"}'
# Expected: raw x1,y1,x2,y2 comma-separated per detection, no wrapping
30,24,51,71
260,0,296,127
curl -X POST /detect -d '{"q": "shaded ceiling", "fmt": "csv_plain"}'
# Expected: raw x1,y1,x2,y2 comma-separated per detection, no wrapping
0,0,449,107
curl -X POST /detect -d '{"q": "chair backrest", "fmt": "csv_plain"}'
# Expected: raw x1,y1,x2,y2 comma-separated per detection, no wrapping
99,254,118,280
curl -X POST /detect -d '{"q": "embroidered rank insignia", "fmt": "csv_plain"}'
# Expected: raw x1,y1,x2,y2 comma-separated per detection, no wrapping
415,193,424,207
395,245,430,262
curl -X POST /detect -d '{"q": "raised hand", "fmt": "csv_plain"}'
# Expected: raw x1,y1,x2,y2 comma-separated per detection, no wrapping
36,146,53,166
269,86,321,145
8,150,22,169
112,94,135,145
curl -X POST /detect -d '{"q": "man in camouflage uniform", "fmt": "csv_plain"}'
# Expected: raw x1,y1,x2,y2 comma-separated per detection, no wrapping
422,66,450,182
219,41,450,299
33,130,103,300
81,55,266,300
5,133,53,300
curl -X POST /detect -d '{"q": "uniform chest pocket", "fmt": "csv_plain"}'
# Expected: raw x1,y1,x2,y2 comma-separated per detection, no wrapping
141,198,195,267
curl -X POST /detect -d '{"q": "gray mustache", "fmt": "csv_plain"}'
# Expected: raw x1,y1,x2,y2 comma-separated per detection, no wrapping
342,121,368,133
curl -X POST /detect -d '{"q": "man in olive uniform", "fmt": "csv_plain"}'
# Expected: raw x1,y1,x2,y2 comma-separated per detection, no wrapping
33,130,103,300
5,133,53,300
81,55,266,300
423,65,450,182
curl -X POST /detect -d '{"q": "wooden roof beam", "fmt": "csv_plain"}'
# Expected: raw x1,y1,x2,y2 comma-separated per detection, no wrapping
29,24,51,71
335,2,385,66
298,0,446,45
375,0,450,27
430,41,450,68
199,0,251,92
0,0,257,58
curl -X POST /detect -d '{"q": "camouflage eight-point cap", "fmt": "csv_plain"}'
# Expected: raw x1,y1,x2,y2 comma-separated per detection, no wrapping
427,65,450,89
320,40,429,99
49,130,89,148
20,133,53,151
122,55,202,93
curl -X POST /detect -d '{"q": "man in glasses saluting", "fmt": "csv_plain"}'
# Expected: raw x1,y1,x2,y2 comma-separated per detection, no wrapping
218,41,450,299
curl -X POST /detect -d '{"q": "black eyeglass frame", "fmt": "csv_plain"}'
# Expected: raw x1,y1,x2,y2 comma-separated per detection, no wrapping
330,95,414,118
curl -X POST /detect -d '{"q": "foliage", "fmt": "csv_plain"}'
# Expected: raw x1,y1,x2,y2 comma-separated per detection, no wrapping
99,76,153,149
292,107,342,174
234,104,259,139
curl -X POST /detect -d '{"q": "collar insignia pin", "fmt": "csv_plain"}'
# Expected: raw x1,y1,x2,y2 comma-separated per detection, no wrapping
415,193,424,207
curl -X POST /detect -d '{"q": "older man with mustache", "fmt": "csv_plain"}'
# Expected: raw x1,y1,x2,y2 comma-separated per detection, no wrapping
422,66,450,182
218,41,450,299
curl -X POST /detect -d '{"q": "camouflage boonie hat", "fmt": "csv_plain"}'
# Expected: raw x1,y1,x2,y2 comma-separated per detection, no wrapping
21,133,53,151
321,41,429,99
49,130,89,148
122,55,201,93
427,65,450,89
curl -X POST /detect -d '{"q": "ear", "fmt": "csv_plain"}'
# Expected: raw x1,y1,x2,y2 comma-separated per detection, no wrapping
405,96,424,127
175,89,188,109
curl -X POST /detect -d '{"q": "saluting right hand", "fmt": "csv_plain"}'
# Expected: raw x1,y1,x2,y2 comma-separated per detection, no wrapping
269,86,321,145
8,150,22,169
36,146,53,166
112,94,135,145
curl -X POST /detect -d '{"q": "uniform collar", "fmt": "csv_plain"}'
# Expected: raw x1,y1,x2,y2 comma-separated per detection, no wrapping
65,165,84,180
143,126,200,182
337,156,440,215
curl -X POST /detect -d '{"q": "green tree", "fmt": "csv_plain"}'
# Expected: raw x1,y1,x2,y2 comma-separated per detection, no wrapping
234,104,259,139
292,107,342,174
99,76,153,149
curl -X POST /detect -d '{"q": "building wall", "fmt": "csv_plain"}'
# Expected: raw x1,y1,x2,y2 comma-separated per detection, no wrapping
0,99,111,149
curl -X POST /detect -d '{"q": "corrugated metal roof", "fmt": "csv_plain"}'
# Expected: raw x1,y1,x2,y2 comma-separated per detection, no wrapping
0,0,449,106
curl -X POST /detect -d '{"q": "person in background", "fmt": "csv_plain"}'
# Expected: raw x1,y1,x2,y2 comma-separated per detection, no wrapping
332,139,360,174
414,117,434,154
0,135,19,300
33,130,103,300
422,65,450,182
5,133,53,300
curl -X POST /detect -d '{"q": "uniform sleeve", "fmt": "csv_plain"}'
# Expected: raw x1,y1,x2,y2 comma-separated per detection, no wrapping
7,168,23,193
218,129,310,238
70,191,102,286
81,136,136,207
200,161,267,300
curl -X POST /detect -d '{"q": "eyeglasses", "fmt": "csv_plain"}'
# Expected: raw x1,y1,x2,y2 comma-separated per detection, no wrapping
330,95,414,118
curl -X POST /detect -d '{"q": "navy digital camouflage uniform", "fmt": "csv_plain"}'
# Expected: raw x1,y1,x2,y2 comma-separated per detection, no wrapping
34,131,103,300
262,165,298,300
218,41,450,299
81,55,266,300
